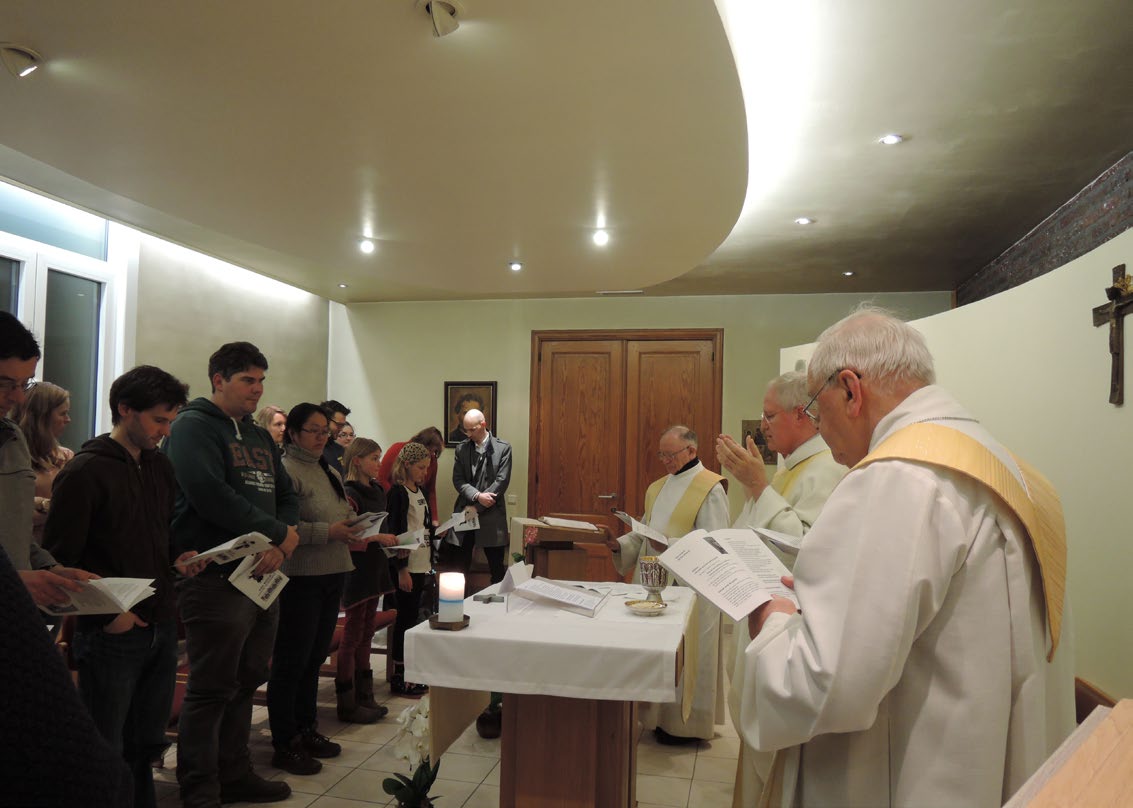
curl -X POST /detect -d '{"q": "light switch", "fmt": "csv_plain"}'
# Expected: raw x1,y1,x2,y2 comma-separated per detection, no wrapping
506,494,517,505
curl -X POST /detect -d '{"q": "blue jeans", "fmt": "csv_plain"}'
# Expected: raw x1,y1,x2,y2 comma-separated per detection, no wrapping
176,574,280,808
74,619,179,808
267,573,344,745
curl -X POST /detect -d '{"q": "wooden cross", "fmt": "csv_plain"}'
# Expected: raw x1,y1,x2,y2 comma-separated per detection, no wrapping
1092,264,1133,405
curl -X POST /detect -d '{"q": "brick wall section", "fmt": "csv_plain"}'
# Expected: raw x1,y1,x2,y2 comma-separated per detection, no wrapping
957,152,1133,306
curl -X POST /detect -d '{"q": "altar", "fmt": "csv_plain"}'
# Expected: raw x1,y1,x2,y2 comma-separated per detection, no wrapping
405,582,694,807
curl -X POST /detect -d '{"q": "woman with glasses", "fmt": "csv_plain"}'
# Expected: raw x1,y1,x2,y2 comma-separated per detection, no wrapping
267,403,366,777
11,381,74,542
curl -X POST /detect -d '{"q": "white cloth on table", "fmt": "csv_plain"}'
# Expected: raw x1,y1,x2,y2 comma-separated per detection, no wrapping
737,385,1076,807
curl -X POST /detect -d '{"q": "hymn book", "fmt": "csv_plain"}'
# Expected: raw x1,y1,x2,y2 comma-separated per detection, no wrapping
541,516,600,531
657,529,797,622
510,577,609,617
43,577,156,616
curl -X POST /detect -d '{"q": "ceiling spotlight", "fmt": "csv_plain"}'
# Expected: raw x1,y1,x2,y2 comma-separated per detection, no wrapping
878,133,904,146
358,239,375,254
508,261,523,272
1,44,41,78
592,230,610,247
842,271,855,277
794,217,815,225
416,0,464,37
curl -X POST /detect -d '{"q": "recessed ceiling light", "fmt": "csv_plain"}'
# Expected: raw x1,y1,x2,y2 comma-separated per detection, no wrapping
592,230,610,247
842,271,855,277
358,239,375,254
878,133,904,146
0,44,41,78
794,217,815,225
508,261,523,272
338,283,349,288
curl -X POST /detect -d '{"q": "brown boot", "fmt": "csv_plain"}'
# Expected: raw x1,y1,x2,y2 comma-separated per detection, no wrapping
355,669,381,710
335,679,387,723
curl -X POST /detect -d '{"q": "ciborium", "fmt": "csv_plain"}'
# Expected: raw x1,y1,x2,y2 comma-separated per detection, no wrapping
638,556,669,604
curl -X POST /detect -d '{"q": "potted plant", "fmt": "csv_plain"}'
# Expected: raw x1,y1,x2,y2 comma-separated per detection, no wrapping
382,696,443,807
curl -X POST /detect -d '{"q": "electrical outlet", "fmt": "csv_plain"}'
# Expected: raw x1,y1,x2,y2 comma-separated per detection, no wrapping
506,494,517,505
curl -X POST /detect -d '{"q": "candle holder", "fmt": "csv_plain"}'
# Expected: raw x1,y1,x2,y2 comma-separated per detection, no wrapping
429,614,471,631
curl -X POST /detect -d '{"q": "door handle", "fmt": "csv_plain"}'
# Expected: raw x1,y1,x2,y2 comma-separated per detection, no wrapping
596,493,619,500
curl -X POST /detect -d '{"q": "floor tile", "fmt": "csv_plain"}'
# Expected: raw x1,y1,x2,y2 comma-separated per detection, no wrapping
698,735,740,759
482,761,500,786
637,742,696,779
332,720,401,745
270,761,352,796
636,773,691,807
437,751,498,784
310,796,391,807
428,777,477,807
331,740,385,767
356,743,416,775
693,754,736,783
327,768,404,802
689,778,734,808
462,783,501,808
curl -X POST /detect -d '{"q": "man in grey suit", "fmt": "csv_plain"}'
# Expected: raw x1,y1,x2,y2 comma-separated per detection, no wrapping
450,408,512,584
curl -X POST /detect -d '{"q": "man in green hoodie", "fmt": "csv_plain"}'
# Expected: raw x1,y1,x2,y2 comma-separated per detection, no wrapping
165,342,300,808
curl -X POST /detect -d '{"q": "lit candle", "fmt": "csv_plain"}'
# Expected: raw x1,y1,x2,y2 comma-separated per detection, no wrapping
438,572,465,623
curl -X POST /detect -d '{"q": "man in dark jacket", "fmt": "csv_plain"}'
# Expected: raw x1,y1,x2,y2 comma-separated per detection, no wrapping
164,342,300,808
450,408,512,584
45,364,203,808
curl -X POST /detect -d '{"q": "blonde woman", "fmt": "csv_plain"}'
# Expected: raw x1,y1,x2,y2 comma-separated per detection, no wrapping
255,404,287,448
12,381,74,539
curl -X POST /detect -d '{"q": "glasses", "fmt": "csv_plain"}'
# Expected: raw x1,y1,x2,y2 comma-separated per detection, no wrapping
803,369,862,421
657,445,692,461
0,377,37,394
760,409,784,423
300,427,331,437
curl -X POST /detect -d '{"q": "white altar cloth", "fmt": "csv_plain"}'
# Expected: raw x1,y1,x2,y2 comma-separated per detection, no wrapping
405,582,694,703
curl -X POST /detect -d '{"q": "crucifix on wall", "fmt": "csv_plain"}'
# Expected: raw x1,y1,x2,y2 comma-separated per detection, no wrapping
1092,263,1133,405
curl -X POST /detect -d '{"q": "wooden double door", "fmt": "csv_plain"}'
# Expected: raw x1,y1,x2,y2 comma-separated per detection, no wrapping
528,329,723,536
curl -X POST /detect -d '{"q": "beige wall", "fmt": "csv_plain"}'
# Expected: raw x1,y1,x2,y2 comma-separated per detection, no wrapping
133,236,329,407
782,227,1133,698
328,291,951,550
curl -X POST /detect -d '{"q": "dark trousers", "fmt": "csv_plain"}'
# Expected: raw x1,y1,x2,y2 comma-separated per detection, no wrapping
74,619,178,808
176,575,280,808
390,571,428,665
267,573,344,745
454,532,507,585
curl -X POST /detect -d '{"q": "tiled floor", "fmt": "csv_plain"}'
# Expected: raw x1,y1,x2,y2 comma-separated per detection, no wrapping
152,667,738,808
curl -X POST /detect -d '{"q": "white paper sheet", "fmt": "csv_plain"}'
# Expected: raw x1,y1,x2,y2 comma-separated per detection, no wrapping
612,510,669,547
228,555,289,609
191,532,273,565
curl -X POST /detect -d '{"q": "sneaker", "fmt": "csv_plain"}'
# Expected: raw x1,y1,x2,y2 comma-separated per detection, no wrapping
300,728,342,759
271,735,322,775
219,770,292,804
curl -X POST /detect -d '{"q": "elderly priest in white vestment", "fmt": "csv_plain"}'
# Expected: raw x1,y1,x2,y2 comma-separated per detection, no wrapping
717,371,845,807
607,425,729,744
737,308,1076,808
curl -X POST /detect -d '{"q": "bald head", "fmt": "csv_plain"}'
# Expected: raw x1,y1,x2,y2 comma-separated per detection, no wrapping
462,408,488,443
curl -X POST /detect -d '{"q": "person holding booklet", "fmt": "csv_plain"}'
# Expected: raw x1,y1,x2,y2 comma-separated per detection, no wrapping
736,308,1075,807
165,342,300,808
339,436,399,723
715,370,845,806
606,425,729,744
385,441,436,697
43,364,204,808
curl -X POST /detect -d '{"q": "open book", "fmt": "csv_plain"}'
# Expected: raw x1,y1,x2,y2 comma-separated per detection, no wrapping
657,529,797,622
509,577,609,617
191,532,273,565
540,516,599,531
43,577,156,616
611,509,669,547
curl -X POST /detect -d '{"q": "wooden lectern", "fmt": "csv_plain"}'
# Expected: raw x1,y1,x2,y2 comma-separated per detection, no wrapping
513,517,621,582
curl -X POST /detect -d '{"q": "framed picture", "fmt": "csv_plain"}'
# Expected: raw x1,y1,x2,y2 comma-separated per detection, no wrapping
741,418,778,465
444,381,498,446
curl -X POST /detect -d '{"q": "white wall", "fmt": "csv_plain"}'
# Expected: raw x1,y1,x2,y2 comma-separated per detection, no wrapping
328,291,951,546
782,228,1133,697
134,236,329,407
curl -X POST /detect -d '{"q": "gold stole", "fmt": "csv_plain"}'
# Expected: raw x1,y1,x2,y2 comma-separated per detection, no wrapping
770,449,831,497
854,422,1067,659
643,467,724,720
643,467,726,538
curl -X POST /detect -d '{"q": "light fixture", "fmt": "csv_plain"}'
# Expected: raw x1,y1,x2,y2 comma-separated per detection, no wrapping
1,44,41,78
338,283,349,288
592,230,610,247
794,217,815,225
842,271,855,277
878,133,904,146
359,239,375,254
508,261,523,272
416,0,464,38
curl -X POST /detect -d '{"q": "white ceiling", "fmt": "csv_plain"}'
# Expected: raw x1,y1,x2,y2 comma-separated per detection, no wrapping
0,0,1129,302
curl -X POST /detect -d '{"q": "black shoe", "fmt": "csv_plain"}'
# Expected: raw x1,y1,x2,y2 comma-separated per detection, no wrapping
475,704,502,739
219,771,292,804
654,727,696,746
390,674,429,698
300,728,342,759
271,736,322,775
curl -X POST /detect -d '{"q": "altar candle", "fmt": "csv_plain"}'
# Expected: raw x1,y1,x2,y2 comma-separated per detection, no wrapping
438,572,465,622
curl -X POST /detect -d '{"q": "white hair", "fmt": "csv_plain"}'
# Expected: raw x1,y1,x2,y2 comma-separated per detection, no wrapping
765,371,809,410
662,425,697,447
809,305,935,394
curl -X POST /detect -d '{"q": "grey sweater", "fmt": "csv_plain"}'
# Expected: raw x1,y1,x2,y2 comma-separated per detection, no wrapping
280,445,354,578
0,419,56,571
